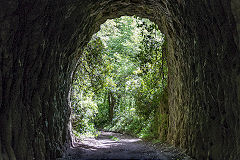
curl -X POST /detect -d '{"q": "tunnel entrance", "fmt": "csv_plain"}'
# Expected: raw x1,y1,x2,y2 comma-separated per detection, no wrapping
1,0,240,160
70,16,168,141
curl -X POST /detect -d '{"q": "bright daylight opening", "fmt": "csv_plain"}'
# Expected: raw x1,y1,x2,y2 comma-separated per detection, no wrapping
70,16,168,142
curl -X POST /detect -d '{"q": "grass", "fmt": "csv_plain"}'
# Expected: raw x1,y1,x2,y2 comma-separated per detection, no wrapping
109,135,120,141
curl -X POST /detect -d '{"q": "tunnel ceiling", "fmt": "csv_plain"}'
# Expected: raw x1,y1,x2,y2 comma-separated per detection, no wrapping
1,0,240,160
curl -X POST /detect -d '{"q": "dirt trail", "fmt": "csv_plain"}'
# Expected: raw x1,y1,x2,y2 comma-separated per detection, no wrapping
59,131,193,160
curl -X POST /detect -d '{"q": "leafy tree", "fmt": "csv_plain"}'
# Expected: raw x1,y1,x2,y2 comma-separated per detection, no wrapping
71,16,168,139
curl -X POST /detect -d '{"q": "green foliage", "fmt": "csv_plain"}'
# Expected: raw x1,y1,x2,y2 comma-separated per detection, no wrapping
71,89,98,136
71,16,168,140
71,36,104,136
109,136,120,141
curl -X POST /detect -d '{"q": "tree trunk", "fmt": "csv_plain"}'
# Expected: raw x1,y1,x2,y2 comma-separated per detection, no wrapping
108,91,115,122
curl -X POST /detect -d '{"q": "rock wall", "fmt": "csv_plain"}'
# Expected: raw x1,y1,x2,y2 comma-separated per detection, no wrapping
0,0,239,159
167,1,240,159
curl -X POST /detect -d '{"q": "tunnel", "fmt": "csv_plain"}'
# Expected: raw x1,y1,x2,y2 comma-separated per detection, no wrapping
1,0,240,159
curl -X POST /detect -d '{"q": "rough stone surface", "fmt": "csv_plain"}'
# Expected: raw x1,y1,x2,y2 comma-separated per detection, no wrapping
0,0,240,160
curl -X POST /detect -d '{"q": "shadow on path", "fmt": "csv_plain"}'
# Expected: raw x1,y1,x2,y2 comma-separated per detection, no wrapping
59,131,193,160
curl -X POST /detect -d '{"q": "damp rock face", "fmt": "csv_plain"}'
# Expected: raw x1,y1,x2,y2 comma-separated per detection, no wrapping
0,0,240,159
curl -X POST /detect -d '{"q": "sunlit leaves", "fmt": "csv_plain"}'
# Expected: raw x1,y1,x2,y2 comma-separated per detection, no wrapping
71,16,168,139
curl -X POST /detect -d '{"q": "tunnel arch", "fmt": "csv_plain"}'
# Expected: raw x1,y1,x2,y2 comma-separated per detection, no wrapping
1,0,240,160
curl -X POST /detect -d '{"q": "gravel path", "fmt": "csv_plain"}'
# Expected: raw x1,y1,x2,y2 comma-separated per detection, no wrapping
59,131,193,160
